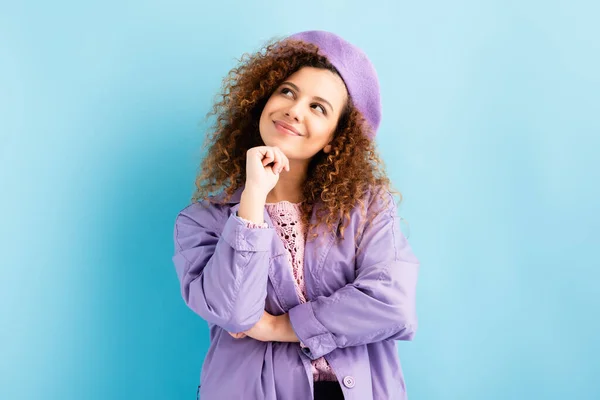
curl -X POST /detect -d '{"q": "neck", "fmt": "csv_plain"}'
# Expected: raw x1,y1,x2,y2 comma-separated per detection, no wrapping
265,160,307,204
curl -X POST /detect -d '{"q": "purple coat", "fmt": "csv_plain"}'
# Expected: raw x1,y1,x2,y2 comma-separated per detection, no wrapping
172,185,420,399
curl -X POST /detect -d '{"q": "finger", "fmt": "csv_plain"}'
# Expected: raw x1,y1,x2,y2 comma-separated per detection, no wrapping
271,148,283,173
274,147,287,173
276,148,290,172
261,148,275,166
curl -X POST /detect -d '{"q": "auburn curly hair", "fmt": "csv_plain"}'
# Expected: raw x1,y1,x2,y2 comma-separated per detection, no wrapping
191,37,404,246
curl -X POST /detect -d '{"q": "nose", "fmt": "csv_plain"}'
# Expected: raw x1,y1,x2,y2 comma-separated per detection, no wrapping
285,102,304,122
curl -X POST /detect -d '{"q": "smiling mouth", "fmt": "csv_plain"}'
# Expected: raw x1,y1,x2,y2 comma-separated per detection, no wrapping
273,121,302,136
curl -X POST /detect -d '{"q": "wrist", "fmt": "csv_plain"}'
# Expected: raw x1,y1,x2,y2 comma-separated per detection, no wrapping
239,187,267,224
274,313,299,343
242,183,268,200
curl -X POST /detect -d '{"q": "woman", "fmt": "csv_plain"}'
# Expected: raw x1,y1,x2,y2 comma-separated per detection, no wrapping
172,30,420,399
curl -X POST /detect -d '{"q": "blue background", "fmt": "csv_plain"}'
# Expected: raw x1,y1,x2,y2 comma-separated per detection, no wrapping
1,1,598,399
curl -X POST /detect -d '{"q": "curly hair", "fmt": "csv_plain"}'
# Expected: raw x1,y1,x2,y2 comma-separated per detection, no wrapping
191,37,404,247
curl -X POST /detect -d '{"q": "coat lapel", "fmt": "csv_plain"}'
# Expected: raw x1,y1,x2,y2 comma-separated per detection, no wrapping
303,202,339,300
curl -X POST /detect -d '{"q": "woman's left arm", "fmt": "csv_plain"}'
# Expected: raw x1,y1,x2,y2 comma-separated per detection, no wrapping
283,192,420,360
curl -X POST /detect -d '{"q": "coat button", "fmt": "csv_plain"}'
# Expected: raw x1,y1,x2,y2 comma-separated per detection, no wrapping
342,376,355,388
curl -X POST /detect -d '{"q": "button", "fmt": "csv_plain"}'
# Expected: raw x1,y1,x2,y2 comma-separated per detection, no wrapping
342,376,355,388
301,347,312,357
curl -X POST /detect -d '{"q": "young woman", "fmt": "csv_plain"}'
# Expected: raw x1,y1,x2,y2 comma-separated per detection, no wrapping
172,30,420,400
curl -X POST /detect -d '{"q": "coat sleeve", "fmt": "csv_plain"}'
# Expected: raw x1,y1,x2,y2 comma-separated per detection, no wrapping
288,191,420,360
172,201,274,333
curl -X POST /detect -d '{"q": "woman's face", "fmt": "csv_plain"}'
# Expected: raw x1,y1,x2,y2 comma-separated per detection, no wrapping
259,66,348,161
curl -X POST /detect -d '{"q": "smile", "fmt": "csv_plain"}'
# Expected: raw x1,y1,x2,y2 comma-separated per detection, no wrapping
274,121,302,136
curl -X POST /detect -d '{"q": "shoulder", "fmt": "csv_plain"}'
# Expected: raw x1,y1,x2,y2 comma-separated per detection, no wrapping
174,197,230,233
357,185,398,219
340,185,397,241
172,198,233,252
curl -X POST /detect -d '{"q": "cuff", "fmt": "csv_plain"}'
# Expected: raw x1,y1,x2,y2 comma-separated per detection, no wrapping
221,212,273,252
236,212,269,229
288,301,337,360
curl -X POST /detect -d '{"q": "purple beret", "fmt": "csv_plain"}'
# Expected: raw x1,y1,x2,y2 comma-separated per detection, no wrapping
288,30,382,139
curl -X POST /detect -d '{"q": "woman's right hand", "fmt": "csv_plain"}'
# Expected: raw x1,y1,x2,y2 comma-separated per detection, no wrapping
245,146,290,196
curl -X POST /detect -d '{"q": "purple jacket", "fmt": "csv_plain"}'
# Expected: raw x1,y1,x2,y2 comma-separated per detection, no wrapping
172,185,420,399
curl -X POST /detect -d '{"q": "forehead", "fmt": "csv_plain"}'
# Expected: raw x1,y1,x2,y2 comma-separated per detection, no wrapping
284,67,348,111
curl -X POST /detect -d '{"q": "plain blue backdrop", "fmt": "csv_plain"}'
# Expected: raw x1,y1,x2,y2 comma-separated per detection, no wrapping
1,0,598,399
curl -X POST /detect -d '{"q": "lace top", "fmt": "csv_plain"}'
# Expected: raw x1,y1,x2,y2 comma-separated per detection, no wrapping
239,201,337,382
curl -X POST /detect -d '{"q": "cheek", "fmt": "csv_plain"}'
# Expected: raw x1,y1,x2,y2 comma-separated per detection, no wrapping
309,118,336,140
260,96,277,116
260,102,271,120
259,100,276,128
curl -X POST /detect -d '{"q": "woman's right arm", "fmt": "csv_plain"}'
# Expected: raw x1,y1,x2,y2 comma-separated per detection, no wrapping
172,192,273,333
173,146,289,333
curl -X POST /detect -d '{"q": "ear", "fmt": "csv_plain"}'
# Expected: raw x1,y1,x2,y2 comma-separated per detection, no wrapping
323,144,332,154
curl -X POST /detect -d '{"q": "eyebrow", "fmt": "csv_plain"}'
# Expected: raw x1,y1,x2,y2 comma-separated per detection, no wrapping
282,81,335,113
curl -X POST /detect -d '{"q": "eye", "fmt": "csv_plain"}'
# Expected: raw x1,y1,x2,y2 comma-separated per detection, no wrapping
281,87,294,97
312,103,327,115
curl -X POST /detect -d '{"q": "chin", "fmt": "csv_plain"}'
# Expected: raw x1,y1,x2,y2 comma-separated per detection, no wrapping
260,130,288,147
